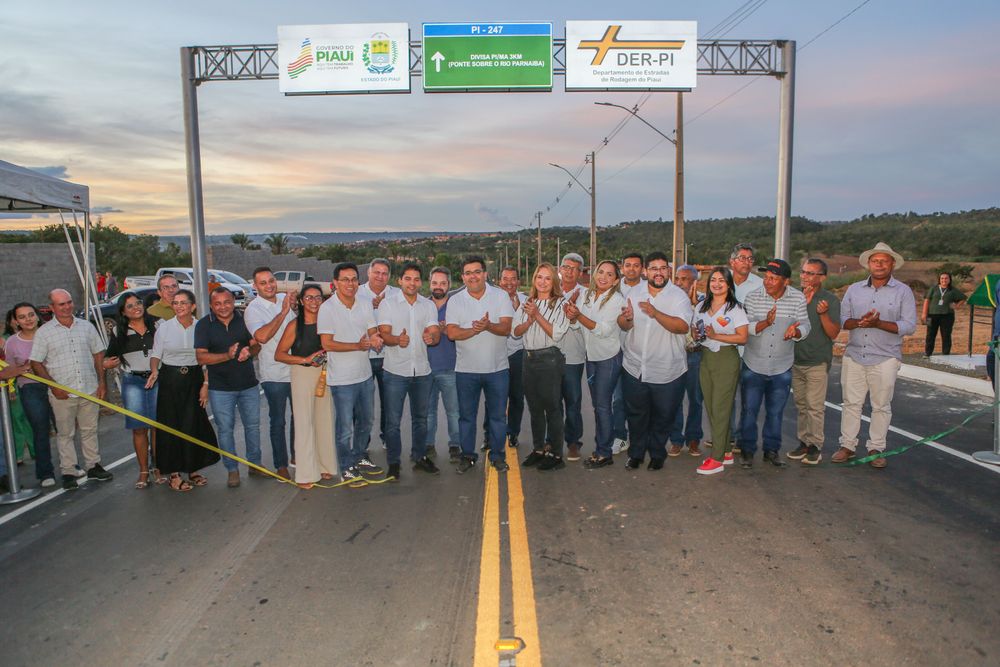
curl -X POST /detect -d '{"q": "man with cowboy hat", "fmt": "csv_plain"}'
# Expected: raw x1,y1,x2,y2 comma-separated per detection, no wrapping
833,242,916,468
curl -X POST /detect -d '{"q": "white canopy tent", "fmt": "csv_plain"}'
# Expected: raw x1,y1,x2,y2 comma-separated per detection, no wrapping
0,159,102,337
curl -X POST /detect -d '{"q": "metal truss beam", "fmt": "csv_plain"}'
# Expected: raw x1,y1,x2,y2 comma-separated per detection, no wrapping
188,39,787,83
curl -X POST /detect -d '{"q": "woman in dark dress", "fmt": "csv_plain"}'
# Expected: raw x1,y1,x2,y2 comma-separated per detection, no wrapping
148,289,220,491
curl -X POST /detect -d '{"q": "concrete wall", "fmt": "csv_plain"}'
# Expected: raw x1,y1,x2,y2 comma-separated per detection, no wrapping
206,245,368,284
0,242,97,315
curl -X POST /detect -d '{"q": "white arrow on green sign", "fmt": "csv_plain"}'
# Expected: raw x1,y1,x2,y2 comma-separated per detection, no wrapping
422,23,553,91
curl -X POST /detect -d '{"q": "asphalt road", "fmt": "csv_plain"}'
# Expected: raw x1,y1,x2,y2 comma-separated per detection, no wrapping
1,359,997,666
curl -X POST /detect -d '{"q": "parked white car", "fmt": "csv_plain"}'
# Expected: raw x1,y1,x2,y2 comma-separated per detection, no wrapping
124,268,253,306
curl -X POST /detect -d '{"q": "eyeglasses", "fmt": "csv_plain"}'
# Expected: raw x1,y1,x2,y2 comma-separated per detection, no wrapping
647,265,670,273
800,270,826,277
302,295,324,302
560,264,580,272
732,255,754,262
124,302,143,309
463,269,484,276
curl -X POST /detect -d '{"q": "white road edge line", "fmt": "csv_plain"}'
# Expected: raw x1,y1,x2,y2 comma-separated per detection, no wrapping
823,401,1000,475
0,388,249,529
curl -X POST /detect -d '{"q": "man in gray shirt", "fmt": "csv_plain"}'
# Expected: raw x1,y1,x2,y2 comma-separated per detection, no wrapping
788,258,841,465
739,259,810,468
833,242,916,469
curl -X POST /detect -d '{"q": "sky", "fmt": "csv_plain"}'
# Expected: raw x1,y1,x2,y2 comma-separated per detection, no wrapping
2,0,998,236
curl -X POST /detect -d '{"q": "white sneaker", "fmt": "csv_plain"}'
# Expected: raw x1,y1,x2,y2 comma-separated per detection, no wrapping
611,438,628,455
72,465,87,478
41,477,57,488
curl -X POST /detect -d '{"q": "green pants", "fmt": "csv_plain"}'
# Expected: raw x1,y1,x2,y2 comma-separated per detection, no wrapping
8,385,35,460
699,346,741,462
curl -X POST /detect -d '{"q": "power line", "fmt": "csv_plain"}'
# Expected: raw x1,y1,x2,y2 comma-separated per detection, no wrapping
704,0,770,39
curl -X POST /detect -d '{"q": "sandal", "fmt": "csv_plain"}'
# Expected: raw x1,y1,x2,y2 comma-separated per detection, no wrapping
169,473,193,492
320,473,335,480
298,482,314,490
151,468,168,485
135,471,149,489
188,473,208,487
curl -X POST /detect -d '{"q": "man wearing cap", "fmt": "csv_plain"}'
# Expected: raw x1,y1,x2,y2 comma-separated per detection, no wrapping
738,259,810,468
833,243,916,469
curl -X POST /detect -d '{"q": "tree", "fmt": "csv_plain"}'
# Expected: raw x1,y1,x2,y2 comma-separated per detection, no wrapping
263,233,290,255
230,233,251,249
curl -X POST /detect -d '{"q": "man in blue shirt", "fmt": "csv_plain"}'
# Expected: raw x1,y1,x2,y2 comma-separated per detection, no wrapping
832,242,917,469
426,267,462,462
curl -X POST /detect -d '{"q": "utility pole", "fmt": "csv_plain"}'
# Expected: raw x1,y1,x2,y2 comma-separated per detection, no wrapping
590,150,597,272
556,237,561,263
536,211,542,268
517,234,522,277
673,92,685,271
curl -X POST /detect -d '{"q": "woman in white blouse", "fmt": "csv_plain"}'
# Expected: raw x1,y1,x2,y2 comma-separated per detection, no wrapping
149,289,220,491
514,263,570,472
565,260,629,469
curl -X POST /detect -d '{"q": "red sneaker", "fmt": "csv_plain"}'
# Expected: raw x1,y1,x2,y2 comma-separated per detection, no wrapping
723,452,734,466
697,458,725,475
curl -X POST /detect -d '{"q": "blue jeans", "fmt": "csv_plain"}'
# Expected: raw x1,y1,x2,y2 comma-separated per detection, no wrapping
457,370,509,462
209,386,262,472
587,353,622,458
369,358,386,444
481,350,526,442
562,362,584,445
18,383,55,480
331,376,374,473
611,375,628,441
427,369,460,448
383,371,432,465
622,370,686,462
261,381,292,469
670,350,704,444
738,366,793,454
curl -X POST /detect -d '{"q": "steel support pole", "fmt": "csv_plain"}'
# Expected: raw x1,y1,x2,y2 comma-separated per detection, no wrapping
774,40,796,262
972,340,1000,465
536,212,542,268
590,151,597,273
1,383,41,504
672,92,685,271
181,47,211,311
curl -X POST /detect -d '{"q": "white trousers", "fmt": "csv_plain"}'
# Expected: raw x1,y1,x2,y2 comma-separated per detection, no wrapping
839,355,900,453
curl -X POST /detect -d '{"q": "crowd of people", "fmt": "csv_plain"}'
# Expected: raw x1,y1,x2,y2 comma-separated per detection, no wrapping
0,240,923,493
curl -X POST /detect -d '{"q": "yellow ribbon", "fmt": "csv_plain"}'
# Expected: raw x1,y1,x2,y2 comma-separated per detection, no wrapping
0,360,394,489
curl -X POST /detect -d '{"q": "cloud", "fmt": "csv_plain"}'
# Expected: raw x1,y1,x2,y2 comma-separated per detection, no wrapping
474,204,514,229
91,206,124,214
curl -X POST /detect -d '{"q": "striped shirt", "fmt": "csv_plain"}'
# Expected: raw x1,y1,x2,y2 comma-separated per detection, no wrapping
514,297,569,350
743,285,811,376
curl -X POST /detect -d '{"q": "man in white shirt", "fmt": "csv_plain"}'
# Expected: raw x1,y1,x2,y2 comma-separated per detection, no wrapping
318,262,385,487
496,266,527,448
612,252,647,454
377,263,442,480
357,258,400,451
558,253,587,461
29,288,113,490
619,252,693,470
446,256,516,473
244,267,296,479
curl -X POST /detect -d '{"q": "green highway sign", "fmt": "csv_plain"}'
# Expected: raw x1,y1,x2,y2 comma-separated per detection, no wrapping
422,23,553,91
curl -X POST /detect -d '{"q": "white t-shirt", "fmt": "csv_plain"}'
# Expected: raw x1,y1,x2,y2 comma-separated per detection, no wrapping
619,277,647,299
377,292,440,377
734,272,763,305
506,291,528,356
578,290,626,362
622,282,693,384
693,302,750,353
358,282,400,361
557,283,586,365
244,293,294,383
445,284,516,373
317,293,377,386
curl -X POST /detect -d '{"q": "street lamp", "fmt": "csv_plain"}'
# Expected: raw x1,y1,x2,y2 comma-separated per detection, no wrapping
549,152,597,273
595,98,685,271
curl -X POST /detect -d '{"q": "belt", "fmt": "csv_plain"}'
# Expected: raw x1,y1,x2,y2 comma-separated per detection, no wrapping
164,364,200,375
129,370,152,379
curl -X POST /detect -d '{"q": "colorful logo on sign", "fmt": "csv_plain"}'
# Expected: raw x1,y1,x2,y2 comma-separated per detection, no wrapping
578,25,685,66
287,38,314,78
362,32,399,74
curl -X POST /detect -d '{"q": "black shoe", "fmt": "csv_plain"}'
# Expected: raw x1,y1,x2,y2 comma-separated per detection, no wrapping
522,450,546,467
491,459,510,473
387,463,401,481
647,458,664,471
62,474,79,490
456,457,476,474
762,451,787,468
625,457,642,470
537,453,565,472
413,456,440,475
803,445,822,465
508,434,519,448
86,463,113,481
448,446,461,462
583,455,614,470
786,442,809,460
740,451,754,469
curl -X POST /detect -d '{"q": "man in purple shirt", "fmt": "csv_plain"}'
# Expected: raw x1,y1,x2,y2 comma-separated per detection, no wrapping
833,242,916,469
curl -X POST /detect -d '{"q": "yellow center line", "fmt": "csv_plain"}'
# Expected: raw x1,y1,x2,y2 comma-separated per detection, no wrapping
474,464,500,665
507,451,542,664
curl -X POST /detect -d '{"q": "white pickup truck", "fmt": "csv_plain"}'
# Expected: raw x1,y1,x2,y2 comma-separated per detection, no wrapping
124,268,255,307
273,270,333,297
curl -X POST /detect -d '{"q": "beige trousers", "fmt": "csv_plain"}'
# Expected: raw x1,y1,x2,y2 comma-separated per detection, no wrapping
290,365,337,484
49,394,101,475
792,363,829,448
839,355,901,453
